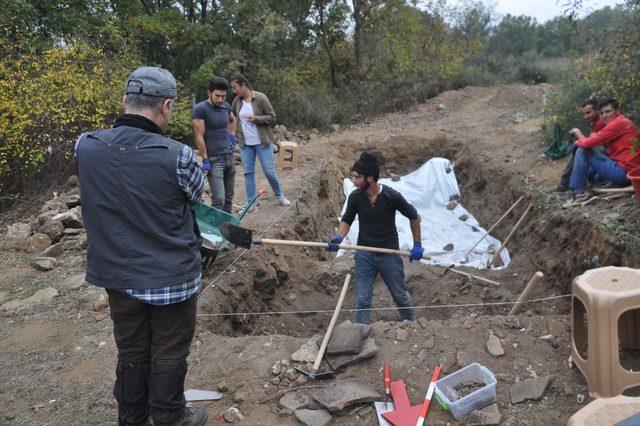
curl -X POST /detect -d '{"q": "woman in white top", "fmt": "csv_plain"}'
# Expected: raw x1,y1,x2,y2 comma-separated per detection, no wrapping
230,74,290,208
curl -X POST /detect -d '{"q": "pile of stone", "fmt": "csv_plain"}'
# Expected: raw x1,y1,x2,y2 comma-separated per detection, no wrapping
277,380,379,425
291,320,379,371
2,176,86,271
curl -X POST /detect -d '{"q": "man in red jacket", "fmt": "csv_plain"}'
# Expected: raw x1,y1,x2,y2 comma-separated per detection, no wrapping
555,98,605,191
568,98,640,196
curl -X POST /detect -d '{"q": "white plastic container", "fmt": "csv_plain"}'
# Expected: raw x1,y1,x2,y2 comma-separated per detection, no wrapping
434,363,497,420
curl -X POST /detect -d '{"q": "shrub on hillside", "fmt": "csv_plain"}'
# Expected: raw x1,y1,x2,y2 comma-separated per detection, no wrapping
0,44,137,198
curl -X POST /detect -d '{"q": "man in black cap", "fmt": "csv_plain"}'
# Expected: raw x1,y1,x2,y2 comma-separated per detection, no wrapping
76,66,207,426
328,152,423,324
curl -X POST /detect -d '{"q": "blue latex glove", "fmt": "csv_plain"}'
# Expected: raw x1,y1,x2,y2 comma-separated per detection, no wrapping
229,134,237,148
202,159,211,174
409,242,423,262
327,234,343,252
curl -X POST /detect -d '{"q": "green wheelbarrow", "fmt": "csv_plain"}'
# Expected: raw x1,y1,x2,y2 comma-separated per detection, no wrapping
192,190,263,269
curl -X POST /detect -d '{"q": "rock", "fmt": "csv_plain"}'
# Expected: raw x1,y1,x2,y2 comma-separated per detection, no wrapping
285,367,297,381
253,265,278,293
51,210,83,229
486,332,504,357
3,223,31,250
310,128,319,135
563,385,575,396
65,194,81,208
32,257,55,271
446,201,457,210
278,409,293,417
418,317,429,329
1,287,59,312
295,408,332,426
311,379,379,412
271,360,283,375
67,175,79,186
510,376,555,404
59,273,86,290
464,403,501,425
358,405,373,416
233,391,245,403
41,242,64,258
321,321,371,355
279,390,311,411
223,407,244,423
443,243,454,252
38,220,65,242
395,328,408,341
463,319,473,329
37,210,59,225
439,352,457,374
92,293,108,311
504,316,523,330
218,381,229,392
326,337,379,370
63,228,84,236
424,336,435,349
291,333,322,362
459,214,469,222
26,233,52,253
437,103,446,110
41,199,68,214
330,124,340,132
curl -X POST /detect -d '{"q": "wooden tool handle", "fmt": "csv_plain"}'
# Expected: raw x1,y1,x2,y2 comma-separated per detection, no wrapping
256,238,431,259
313,274,351,372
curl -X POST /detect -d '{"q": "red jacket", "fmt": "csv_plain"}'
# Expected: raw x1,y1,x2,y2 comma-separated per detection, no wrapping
576,114,640,172
591,117,605,133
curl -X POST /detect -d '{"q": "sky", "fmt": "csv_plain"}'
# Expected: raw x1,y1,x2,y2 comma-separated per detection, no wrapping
490,0,622,22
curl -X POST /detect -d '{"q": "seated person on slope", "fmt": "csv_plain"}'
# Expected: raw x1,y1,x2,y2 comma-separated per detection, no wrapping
567,98,640,198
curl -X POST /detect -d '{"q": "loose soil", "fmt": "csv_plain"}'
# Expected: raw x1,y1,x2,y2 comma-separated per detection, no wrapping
2,83,640,425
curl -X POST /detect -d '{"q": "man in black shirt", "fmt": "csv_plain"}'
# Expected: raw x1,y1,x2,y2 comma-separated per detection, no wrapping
328,152,423,324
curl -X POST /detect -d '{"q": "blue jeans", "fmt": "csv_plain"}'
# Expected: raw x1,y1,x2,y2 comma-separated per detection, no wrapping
354,251,416,324
240,144,283,200
207,153,235,213
569,148,630,192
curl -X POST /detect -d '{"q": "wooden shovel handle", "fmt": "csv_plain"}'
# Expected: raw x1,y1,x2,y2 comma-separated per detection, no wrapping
313,274,351,372
257,238,431,259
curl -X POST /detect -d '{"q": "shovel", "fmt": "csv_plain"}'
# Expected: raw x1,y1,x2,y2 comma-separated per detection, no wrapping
295,274,351,379
219,222,433,260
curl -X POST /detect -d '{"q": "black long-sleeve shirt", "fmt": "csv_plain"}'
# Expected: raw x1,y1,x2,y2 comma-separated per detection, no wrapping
341,185,418,249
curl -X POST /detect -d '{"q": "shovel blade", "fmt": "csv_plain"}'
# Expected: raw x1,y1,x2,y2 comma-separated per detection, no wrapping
219,222,253,249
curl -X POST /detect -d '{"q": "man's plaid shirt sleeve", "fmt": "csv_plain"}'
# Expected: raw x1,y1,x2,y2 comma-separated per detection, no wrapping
176,145,204,204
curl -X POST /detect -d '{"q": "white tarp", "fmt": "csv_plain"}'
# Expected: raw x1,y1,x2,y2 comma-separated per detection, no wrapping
338,158,510,269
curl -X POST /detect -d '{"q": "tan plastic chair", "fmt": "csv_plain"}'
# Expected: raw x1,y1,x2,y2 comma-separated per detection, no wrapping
566,395,640,425
277,141,298,170
572,267,640,398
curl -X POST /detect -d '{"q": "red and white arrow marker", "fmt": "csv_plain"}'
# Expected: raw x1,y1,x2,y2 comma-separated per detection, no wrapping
415,365,441,426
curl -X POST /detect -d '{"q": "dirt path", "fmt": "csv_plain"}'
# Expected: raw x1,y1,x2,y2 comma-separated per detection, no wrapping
2,83,640,425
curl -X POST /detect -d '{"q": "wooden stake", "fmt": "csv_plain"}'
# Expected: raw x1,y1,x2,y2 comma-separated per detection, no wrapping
464,196,524,259
488,203,533,268
509,271,544,315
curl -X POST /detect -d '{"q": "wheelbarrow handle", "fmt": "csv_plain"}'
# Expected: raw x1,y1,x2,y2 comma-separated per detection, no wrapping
237,189,265,221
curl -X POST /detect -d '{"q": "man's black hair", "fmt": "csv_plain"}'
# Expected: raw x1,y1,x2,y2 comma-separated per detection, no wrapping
581,98,599,109
208,76,229,92
351,152,380,181
599,98,620,110
231,73,251,89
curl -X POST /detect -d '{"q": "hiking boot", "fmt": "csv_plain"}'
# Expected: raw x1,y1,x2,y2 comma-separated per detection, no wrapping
278,195,291,206
172,407,207,426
